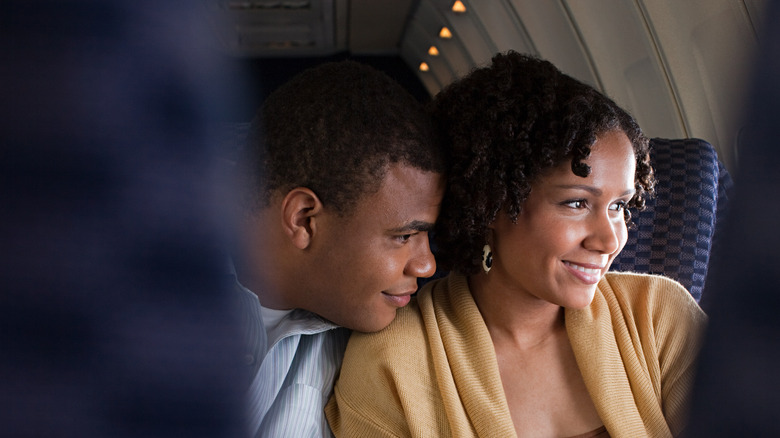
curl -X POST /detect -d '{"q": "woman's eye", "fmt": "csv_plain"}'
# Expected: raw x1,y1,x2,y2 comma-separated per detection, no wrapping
609,201,627,212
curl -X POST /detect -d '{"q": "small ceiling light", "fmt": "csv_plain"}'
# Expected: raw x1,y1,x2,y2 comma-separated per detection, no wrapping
451,1,466,13
419,62,430,72
428,46,440,56
439,27,452,39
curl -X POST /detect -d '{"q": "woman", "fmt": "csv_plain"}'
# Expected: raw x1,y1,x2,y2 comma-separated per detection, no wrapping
325,52,706,437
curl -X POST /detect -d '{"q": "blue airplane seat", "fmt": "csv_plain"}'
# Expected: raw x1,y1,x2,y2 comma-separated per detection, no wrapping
610,138,733,303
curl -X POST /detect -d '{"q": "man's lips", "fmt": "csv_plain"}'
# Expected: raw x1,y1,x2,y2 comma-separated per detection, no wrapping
382,289,415,307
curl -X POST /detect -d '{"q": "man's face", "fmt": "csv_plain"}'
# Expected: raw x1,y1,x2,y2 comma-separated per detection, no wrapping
304,163,444,332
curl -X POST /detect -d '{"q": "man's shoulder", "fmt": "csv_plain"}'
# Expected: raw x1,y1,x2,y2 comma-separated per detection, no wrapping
281,313,350,355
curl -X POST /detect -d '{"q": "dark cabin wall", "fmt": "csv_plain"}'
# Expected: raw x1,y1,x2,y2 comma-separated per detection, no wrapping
223,53,431,122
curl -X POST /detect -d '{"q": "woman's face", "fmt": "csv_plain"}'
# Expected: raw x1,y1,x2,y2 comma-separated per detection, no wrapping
489,130,636,309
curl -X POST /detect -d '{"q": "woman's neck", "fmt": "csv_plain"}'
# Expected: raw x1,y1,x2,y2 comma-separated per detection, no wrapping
468,272,565,349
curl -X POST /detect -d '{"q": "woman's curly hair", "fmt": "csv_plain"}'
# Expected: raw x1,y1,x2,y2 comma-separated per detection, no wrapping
431,51,655,275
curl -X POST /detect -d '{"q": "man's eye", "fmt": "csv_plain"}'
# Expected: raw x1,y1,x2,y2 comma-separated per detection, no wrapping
563,200,585,208
396,234,413,243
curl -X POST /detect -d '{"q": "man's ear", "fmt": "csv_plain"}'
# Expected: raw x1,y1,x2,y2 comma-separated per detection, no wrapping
280,187,323,250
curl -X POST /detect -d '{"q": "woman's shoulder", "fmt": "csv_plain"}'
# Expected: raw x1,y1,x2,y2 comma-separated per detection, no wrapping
341,276,456,370
602,270,686,288
602,271,697,303
329,277,456,436
347,295,427,357
335,282,441,402
599,271,707,322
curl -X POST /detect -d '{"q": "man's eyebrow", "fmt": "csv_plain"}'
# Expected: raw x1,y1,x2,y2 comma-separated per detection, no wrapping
389,220,435,233
555,184,635,197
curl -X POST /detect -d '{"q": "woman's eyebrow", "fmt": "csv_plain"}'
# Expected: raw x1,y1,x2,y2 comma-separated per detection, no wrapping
555,184,635,197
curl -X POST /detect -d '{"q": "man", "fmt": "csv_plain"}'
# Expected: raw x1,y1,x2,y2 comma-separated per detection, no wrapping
232,60,446,437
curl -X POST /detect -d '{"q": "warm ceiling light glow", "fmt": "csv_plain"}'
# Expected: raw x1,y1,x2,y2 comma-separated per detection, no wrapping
451,1,466,13
428,46,440,56
439,27,452,39
419,62,430,72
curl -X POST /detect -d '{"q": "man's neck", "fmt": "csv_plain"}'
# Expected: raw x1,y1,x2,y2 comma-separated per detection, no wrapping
234,255,295,310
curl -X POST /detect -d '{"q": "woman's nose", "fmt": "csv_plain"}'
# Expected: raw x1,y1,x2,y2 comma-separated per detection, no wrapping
584,213,623,255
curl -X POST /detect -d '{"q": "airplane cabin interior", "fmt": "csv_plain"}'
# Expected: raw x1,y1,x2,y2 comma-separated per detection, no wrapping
208,0,769,174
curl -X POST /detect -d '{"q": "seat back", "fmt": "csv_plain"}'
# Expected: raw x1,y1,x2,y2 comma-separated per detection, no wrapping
609,138,733,302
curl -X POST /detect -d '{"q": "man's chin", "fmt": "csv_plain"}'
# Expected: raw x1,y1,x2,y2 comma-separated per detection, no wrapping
348,312,397,333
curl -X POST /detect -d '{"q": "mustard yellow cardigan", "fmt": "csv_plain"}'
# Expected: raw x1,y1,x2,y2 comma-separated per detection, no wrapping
326,272,707,437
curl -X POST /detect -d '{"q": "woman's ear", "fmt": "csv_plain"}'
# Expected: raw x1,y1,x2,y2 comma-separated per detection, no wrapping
280,187,323,249
487,216,497,230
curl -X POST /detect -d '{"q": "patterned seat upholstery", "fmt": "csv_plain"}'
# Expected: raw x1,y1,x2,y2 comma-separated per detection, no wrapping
609,138,733,302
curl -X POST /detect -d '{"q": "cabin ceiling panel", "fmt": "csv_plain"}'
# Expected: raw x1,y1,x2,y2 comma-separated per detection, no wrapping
404,18,472,90
506,0,600,90
401,49,442,96
208,0,764,171
411,0,476,76
207,0,415,57
434,3,495,69
400,19,450,95
465,0,535,55
207,0,347,57
428,27,475,79
744,0,769,38
639,0,759,171
563,0,688,141
349,0,415,54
